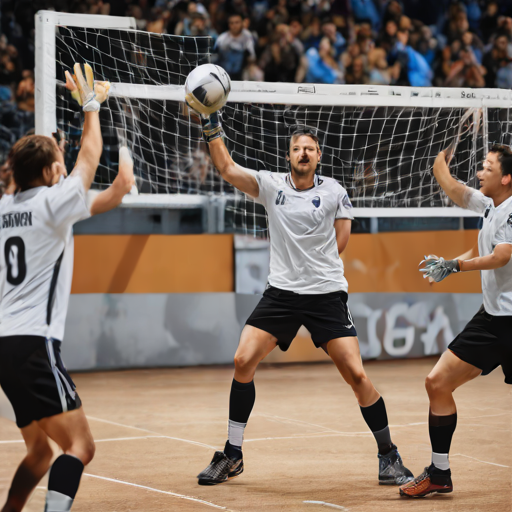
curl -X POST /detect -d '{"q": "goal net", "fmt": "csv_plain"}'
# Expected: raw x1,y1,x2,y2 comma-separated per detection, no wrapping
36,12,512,236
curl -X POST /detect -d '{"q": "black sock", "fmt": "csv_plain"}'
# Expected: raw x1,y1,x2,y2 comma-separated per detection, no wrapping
45,454,84,511
360,397,393,455
429,409,457,472
226,379,255,459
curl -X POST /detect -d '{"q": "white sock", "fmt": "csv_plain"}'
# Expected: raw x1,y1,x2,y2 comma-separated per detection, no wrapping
45,490,74,512
228,419,246,447
432,452,450,471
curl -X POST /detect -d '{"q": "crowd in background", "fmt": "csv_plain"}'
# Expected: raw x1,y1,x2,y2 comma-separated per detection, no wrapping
1,0,512,157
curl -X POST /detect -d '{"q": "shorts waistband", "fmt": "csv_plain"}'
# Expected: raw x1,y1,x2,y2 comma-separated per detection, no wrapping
266,285,347,299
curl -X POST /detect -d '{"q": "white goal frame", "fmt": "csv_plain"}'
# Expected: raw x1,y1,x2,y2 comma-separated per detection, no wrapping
35,11,512,218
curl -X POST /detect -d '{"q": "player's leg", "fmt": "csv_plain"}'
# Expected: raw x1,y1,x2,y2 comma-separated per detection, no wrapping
1,423,53,512
400,350,481,497
37,408,95,512
324,336,413,485
197,325,277,485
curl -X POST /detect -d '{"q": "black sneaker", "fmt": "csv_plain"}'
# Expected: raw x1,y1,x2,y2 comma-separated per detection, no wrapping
399,464,453,497
197,451,244,486
378,445,414,485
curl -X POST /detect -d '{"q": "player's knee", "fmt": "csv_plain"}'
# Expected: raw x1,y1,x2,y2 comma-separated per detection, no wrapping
67,439,95,466
425,373,446,397
234,352,255,372
349,368,367,388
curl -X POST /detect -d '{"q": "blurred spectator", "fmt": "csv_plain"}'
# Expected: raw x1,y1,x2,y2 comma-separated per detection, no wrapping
481,2,500,43
345,55,369,84
377,19,398,54
352,0,381,32
16,70,34,112
242,55,264,81
321,21,346,59
388,30,432,86
259,24,306,83
305,37,343,84
302,17,322,52
483,33,512,87
445,46,485,87
367,47,393,85
214,13,256,80
461,31,483,64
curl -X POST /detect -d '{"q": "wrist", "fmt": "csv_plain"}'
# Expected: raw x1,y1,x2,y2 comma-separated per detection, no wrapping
457,259,463,272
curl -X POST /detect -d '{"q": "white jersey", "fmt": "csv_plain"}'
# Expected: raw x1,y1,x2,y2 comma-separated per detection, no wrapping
0,175,90,340
466,188,512,316
253,171,353,294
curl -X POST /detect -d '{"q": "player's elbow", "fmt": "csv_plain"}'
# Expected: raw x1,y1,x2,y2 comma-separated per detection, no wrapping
493,248,512,268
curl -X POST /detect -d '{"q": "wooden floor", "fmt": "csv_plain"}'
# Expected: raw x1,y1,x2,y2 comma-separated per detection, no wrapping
1,358,511,512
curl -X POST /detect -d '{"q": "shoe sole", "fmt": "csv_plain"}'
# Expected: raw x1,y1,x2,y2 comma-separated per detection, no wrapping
198,468,244,486
399,487,453,498
379,477,414,486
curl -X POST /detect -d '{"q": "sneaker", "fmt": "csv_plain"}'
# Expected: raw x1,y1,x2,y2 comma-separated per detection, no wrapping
197,451,244,486
399,464,453,497
378,445,414,485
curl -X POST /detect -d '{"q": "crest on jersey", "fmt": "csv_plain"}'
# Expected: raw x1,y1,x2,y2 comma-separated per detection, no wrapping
275,190,286,205
312,196,321,208
508,213,512,226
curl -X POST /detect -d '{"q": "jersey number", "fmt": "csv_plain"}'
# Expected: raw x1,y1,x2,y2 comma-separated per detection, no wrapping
5,237,27,285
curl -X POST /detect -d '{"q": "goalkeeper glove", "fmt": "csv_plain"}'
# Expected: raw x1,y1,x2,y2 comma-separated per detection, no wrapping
65,63,110,112
185,93,224,143
419,255,461,283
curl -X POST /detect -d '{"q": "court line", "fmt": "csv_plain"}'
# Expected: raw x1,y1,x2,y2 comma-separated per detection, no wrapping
83,473,232,510
245,432,370,443
304,500,349,510
87,416,215,449
452,454,510,468
0,439,23,444
0,435,166,445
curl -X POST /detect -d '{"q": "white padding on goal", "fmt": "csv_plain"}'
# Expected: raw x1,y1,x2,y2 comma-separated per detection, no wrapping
120,194,208,209
110,81,512,108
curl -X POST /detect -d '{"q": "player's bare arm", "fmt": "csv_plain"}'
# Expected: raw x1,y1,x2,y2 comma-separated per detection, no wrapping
65,63,110,191
433,150,473,208
90,146,135,216
207,136,259,198
335,218,351,255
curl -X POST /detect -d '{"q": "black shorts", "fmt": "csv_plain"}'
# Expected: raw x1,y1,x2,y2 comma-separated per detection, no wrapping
0,336,82,428
449,305,512,384
245,285,357,351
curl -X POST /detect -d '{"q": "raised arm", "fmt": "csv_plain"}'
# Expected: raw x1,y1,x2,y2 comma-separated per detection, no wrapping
90,146,135,216
65,63,110,191
208,136,259,198
433,150,472,208
185,92,260,198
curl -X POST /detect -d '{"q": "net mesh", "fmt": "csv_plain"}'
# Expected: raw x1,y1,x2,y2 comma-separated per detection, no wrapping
53,25,507,235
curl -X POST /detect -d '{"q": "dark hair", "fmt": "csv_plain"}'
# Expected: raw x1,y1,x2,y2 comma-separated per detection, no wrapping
289,127,321,149
9,135,58,191
489,144,512,176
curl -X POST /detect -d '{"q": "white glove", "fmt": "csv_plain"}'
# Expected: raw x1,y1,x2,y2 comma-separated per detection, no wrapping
65,63,110,112
419,255,460,283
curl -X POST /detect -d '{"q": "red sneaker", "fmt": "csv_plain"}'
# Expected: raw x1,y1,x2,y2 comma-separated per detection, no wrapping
399,464,453,498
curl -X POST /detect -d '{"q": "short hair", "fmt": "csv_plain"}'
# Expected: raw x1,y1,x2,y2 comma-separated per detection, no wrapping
289,128,321,152
9,135,58,191
489,144,512,176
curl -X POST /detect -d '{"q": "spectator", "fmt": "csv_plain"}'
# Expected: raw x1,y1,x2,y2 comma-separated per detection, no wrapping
321,20,346,59
352,0,381,32
302,17,322,52
15,70,34,112
345,55,369,84
305,36,343,84
481,1,500,43
461,31,484,64
189,12,218,40
445,46,485,88
482,33,512,87
388,30,432,86
377,19,398,53
242,55,264,81
214,13,256,80
368,47,393,85
259,24,306,83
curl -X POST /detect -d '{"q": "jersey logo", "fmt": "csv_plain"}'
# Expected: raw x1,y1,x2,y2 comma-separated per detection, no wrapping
312,196,321,208
508,213,512,226
275,190,286,205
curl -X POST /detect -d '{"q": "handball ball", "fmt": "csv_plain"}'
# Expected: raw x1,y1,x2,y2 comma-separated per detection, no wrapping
185,64,231,116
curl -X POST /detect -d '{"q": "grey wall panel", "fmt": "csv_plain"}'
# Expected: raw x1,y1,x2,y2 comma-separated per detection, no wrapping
61,292,484,371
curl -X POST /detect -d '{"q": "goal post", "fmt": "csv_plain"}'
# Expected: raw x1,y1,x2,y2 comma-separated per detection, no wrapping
35,12,512,232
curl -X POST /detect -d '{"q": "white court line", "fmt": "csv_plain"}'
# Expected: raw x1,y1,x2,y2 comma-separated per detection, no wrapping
245,432,371,443
87,416,215,449
95,435,165,443
304,500,349,510
0,439,23,444
452,454,510,468
254,413,344,434
83,473,231,510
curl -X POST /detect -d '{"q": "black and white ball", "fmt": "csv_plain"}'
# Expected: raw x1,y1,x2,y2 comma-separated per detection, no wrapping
185,64,231,115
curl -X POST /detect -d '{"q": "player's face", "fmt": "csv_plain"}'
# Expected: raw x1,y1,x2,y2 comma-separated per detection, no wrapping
477,152,510,197
288,135,321,177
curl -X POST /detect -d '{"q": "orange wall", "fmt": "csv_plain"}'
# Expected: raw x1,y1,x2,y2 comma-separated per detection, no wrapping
343,230,481,294
71,230,481,294
71,234,234,293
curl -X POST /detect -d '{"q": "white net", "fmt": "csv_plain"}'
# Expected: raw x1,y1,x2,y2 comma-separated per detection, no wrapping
51,24,512,235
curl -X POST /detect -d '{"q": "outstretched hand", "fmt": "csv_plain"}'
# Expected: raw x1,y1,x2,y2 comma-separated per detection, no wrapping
419,255,460,283
65,63,110,111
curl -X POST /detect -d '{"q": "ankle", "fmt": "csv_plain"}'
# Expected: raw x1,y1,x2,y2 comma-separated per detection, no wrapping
224,441,242,460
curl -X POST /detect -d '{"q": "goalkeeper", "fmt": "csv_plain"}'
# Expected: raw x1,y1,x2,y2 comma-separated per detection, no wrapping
187,95,413,487
400,146,512,498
